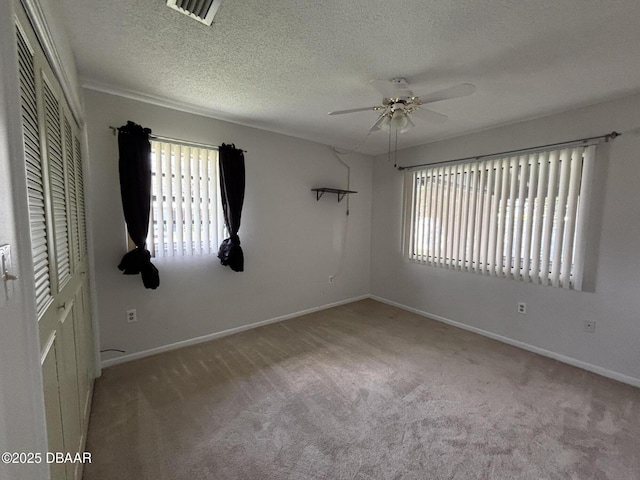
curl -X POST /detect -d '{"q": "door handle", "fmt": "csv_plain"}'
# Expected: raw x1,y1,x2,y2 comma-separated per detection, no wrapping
3,271,18,281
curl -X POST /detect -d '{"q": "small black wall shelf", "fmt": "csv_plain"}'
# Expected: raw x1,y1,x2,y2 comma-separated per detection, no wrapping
311,188,357,203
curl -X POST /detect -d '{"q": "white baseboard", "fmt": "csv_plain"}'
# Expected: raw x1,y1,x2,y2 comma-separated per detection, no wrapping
100,295,370,368
370,295,640,389
101,293,640,389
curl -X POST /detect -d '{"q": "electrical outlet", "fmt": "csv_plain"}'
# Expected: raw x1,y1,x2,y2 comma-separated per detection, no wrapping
328,275,334,284
583,320,596,333
127,309,137,323
517,302,527,315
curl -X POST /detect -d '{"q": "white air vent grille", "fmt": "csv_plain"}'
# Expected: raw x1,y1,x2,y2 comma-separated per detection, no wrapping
166,0,223,26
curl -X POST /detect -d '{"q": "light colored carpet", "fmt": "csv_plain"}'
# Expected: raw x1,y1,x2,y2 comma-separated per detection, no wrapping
84,299,640,480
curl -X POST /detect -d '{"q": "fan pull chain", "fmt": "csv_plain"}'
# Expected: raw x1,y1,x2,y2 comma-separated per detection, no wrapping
394,129,398,168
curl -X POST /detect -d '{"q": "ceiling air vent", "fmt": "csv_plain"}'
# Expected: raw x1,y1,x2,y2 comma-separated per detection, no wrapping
166,0,223,26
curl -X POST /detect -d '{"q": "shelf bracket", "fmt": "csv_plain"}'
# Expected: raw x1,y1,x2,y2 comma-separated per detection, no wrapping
311,187,357,203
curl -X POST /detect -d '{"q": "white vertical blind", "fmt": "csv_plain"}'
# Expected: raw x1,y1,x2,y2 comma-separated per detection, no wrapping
202,150,212,252
193,149,202,255
488,159,502,275
404,145,597,290
427,172,437,263
452,164,463,269
416,175,428,262
512,156,528,280
174,145,184,256
503,157,518,278
165,144,175,257
153,142,164,257
466,164,478,271
539,150,558,285
479,163,493,274
435,167,445,267
571,146,595,291
183,146,193,256
150,141,222,257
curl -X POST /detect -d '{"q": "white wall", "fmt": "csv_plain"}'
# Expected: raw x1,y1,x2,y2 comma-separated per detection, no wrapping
83,89,372,364
371,94,640,384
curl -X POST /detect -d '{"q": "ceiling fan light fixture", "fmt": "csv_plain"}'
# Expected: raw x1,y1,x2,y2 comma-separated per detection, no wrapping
399,116,415,134
389,109,409,130
379,115,392,133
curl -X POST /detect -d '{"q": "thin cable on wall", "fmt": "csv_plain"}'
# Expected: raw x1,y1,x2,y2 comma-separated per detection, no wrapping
332,130,374,156
330,147,352,216
329,147,352,283
330,112,388,156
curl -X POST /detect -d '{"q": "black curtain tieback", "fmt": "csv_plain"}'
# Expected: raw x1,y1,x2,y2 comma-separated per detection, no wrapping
117,247,159,289
118,247,150,274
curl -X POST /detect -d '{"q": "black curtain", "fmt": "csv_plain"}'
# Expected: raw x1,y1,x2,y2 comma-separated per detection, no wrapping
117,121,159,289
217,143,245,272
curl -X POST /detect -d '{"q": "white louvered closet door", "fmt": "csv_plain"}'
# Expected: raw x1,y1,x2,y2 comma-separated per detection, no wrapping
14,5,95,480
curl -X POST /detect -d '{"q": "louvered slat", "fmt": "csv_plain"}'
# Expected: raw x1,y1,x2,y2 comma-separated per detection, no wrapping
64,118,80,269
43,81,70,289
74,137,87,257
16,26,53,316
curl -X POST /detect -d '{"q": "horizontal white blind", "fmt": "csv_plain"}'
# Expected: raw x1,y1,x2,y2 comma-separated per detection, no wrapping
17,26,53,316
150,140,223,257
404,145,596,290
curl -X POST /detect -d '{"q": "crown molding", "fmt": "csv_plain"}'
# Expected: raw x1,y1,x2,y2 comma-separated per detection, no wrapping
19,0,84,125
80,78,348,152
81,78,251,126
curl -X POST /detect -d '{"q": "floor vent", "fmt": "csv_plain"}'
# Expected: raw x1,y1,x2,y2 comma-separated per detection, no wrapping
166,0,223,26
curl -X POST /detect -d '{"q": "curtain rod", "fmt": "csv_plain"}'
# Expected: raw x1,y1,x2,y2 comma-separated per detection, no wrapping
397,131,620,171
108,126,247,152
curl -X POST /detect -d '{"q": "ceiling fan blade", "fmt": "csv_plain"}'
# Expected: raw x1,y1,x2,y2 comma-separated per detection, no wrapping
328,106,380,115
370,79,397,99
415,83,476,105
368,113,388,132
412,107,448,124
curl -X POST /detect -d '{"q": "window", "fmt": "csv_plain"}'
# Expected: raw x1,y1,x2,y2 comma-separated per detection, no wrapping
144,140,225,257
403,145,596,290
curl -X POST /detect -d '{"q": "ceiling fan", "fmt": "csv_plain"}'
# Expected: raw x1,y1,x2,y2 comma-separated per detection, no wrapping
328,78,476,134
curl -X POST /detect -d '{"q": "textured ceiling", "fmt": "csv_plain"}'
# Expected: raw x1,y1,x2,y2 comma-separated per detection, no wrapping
58,0,640,155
